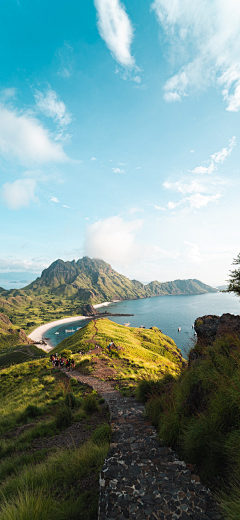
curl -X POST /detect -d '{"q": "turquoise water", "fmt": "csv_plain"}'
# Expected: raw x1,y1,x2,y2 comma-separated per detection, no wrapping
46,292,240,353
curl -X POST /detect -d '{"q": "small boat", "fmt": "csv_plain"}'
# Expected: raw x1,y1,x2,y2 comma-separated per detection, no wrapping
140,325,145,328
178,327,181,332
55,332,59,335
124,322,130,326
194,332,197,336
65,329,75,333
76,327,81,330
192,325,194,328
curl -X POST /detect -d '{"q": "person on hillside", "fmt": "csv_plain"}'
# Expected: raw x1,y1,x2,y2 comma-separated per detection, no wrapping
60,357,64,368
71,358,75,370
66,359,70,372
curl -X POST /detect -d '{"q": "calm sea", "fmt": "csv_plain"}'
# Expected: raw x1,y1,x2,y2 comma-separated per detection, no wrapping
46,292,240,354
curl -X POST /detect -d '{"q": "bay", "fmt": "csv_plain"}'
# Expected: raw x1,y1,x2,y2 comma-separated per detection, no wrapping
46,292,240,354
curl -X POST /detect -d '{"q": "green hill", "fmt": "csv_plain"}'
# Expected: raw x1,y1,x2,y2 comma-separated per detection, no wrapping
0,257,217,330
53,318,186,384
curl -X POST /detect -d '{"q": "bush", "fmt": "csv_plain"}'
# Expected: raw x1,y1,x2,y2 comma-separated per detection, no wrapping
18,404,42,423
135,374,175,403
55,406,72,429
69,378,78,387
60,349,72,359
64,392,77,409
83,396,98,414
92,423,111,446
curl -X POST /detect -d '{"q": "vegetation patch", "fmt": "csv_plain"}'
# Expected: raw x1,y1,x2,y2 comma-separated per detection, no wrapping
0,358,110,519
137,332,240,519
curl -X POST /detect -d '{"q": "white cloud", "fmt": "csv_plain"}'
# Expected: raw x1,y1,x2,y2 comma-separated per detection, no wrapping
167,201,180,210
153,204,166,210
0,104,68,164
91,157,97,162
112,167,125,173
133,75,141,83
164,180,205,194
136,166,141,169
191,137,236,174
35,88,72,127
94,0,135,68
2,179,38,209
184,241,202,263
84,215,143,265
152,0,240,110
0,256,47,272
187,192,221,209
128,207,145,214
0,88,17,101
50,196,59,203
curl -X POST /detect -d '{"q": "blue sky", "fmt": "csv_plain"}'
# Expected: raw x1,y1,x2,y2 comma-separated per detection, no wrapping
1,0,240,286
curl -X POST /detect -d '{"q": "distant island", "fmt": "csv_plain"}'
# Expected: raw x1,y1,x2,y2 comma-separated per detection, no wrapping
0,256,217,330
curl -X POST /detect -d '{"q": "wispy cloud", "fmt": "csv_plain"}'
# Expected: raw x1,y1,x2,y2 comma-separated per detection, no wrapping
191,137,236,174
187,193,221,209
0,104,68,165
167,201,180,210
112,167,125,173
1,179,38,209
91,157,97,162
152,0,240,111
35,88,72,127
164,178,222,210
94,0,135,68
49,196,59,203
163,180,206,194
151,204,166,211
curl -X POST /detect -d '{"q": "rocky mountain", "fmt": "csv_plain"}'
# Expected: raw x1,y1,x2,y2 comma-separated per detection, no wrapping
0,257,217,327
15,257,216,300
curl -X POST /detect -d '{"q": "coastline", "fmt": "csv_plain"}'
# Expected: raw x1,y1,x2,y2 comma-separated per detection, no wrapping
28,301,114,353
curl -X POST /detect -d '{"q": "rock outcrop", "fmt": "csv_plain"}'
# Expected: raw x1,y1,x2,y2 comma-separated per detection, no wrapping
194,313,240,344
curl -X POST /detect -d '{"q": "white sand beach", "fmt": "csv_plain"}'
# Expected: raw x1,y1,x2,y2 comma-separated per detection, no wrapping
28,301,114,352
28,316,90,353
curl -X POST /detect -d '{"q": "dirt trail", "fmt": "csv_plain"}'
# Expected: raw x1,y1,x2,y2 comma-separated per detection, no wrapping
64,366,222,520
85,319,99,346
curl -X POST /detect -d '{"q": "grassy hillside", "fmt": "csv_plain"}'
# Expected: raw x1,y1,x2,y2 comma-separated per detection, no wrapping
0,257,217,330
0,312,45,368
53,319,185,389
0,312,31,350
137,327,240,519
0,358,110,520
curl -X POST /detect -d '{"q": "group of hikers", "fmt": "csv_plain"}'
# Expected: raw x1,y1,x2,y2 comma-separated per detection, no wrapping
50,354,75,371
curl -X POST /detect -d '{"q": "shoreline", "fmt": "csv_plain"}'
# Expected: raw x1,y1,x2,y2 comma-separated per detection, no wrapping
28,301,114,353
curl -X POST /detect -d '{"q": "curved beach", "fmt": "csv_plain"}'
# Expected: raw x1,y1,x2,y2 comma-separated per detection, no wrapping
28,302,113,353
28,315,89,352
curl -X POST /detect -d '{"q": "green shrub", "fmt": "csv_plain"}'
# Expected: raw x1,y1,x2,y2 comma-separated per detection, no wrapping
92,423,111,445
98,398,105,404
18,404,42,423
83,396,98,414
64,392,77,409
69,378,78,387
55,406,72,429
135,374,174,402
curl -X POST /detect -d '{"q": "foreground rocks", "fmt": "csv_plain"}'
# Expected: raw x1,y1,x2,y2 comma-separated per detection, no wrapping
194,313,240,344
65,370,221,520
